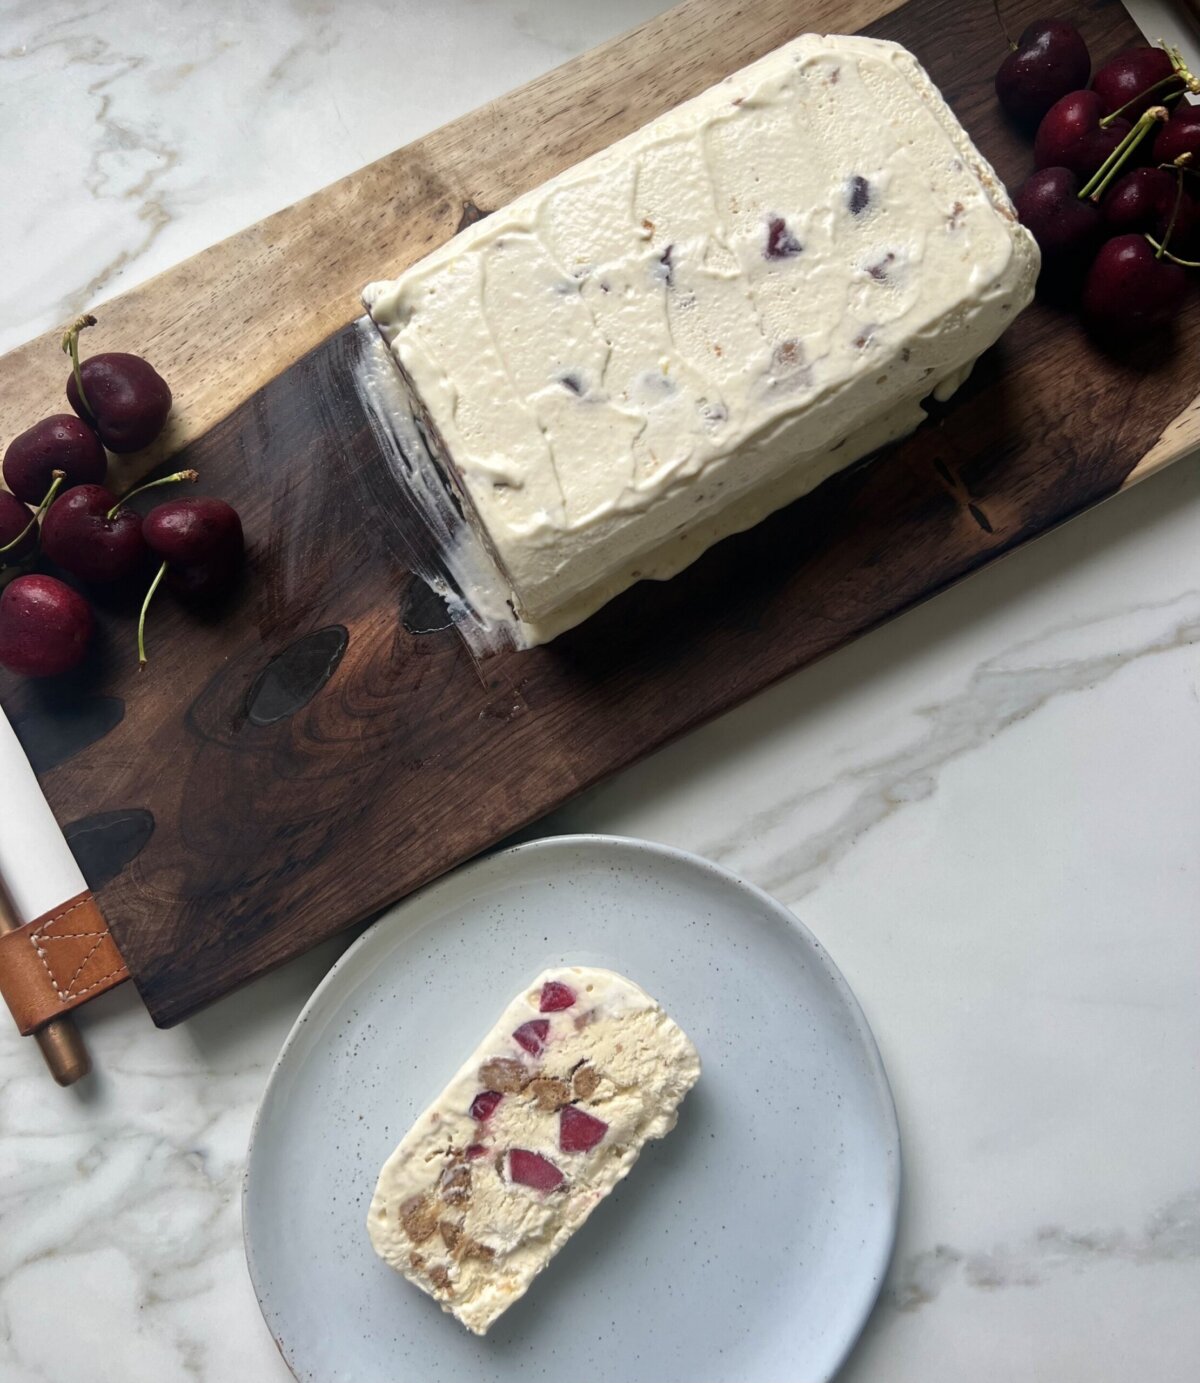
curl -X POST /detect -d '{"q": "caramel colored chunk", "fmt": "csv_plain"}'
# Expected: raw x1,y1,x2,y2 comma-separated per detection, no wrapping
479,1057,528,1093
457,1237,496,1263
400,1194,440,1244
529,1076,572,1111
572,1065,601,1100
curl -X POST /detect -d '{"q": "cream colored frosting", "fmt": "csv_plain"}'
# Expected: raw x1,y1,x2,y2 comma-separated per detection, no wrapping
368,966,700,1335
365,34,1038,642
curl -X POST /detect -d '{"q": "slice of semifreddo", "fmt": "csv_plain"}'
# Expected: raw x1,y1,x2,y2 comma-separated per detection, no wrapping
363,33,1038,642
367,966,700,1334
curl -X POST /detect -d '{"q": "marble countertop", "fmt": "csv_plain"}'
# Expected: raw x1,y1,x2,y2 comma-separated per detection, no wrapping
2,2,1198,1380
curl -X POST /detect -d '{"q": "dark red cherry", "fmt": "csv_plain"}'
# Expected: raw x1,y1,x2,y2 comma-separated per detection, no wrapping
3,415,106,504
470,1091,502,1122
1153,103,1200,166
1034,90,1130,178
0,574,93,677
1081,234,1187,338
764,216,802,259
41,485,146,583
66,353,172,453
1092,46,1180,121
512,1019,549,1055
1103,167,1200,256
141,498,242,566
559,1105,608,1153
1014,166,1104,260
62,316,172,454
995,19,1090,127
135,494,243,666
507,1149,564,1192
0,492,37,565
142,498,244,597
538,981,576,1012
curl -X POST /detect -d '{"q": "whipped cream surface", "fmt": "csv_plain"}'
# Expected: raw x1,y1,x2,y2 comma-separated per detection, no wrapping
368,966,701,1335
365,34,1038,641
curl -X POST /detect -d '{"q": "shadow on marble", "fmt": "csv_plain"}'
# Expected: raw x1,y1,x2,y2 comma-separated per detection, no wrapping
181,933,357,1065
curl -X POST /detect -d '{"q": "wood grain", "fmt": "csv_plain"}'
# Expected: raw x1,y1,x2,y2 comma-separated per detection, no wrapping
0,0,900,487
2,0,1198,1028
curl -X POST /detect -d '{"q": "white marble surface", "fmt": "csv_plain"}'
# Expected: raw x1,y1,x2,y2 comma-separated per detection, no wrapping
2,1,1199,1380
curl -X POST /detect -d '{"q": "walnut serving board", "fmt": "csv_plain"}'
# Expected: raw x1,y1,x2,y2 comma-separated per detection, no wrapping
1,0,1197,1027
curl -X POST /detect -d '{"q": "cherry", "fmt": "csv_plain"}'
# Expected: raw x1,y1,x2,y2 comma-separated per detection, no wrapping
1154,104,1200,166
137,492,242,666
1013,166,1104,265
0,492,37,565
995,18,1090,127
141,497,243,591
538,981,576,1013
507,1149,564,1192
1103,167,1200,256
1081,233,1187,338
1092,46,1183,121
41,485,146,584
1034,91,1130,178
559,1106,608,1153
141,497,241,578
465,1143,486,1160
3,415,106,505
470,1090,502,1121
512,1019,549,1055
764,216,802,259
0,574,93,677
63,315,172,454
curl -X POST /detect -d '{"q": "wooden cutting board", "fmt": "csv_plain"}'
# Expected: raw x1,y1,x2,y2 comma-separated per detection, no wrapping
1,0,1196,1027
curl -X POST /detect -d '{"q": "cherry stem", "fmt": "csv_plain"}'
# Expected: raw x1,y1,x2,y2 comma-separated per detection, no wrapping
1100,74,1182,127
1098,46,1199,127
1080,106,1170,203
1145,234,1200,268
60,314,98,420
1156,165,1188,261
107,468,198,520
138,561,167,669
0,470,65,556
1169,151,1195,176
1166,42,1200,94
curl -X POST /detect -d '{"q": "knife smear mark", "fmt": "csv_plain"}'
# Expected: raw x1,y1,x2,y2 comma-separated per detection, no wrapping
350,317,527,661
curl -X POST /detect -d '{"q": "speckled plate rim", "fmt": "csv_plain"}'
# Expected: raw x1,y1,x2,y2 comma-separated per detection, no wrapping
242,833,901,1382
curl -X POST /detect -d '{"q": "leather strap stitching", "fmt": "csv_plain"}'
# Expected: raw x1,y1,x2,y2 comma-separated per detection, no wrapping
57,935,106,996
27,896,127,1000
26,931,108,941
62,963,128,999
0,891,129,1035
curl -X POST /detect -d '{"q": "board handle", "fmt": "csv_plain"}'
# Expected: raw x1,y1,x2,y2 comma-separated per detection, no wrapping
0,884,93,1085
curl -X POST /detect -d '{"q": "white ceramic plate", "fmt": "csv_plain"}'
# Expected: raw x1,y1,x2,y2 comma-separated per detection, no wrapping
244,835,900,1383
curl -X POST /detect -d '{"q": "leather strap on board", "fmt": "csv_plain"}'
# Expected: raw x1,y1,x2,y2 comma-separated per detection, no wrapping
0,891,130,1035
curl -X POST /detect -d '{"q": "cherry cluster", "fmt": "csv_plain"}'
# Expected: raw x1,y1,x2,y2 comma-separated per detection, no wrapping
0,317,244,677
995,19,1200,336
